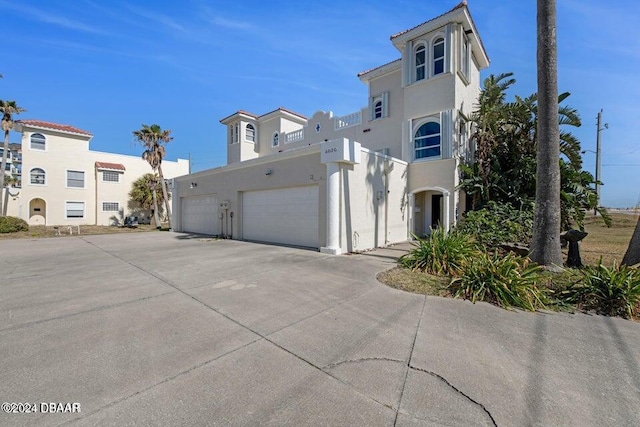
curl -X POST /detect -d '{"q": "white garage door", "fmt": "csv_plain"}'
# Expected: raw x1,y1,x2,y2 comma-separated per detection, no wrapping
242,186,319,248
181,195,220,235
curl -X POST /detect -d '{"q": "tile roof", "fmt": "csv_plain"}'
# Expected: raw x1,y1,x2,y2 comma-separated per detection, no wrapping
259,107,308,120
95,162,126,171
357,58,402,78
390,1,468,40
16,119,92,136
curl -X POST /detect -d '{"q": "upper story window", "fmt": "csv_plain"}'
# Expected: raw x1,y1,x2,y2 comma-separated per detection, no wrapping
103,171,120,182
67,170,85,188
229,123,239,144
415,45,426,81
272,132,279,147
30,133,46,150
246,124,255,142
30,168,45,185
370,92,389,121
433,37,445,76
414,121,441,160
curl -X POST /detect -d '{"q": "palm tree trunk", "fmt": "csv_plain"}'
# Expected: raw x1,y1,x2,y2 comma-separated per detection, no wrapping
0,129,9,217
157,164,172,229
530,0,563,269
151,184,160,228
622,215,640,266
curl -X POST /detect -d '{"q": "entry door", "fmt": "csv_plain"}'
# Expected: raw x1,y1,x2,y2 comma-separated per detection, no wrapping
431,194,442,229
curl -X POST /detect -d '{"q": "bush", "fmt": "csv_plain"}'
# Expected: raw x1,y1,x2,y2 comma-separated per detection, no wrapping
449,252,547,311
399,228,478,276
456,201,533,249
563,262,640,319
0,216,29,233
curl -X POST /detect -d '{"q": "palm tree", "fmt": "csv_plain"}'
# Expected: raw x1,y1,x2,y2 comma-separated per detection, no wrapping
0,100,26,217
622,216,640,266
529,0,563,269
133,124,173,228
129,173,165,228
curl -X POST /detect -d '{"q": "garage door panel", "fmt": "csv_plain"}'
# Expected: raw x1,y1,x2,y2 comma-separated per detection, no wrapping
181,196,220,235
243,186,319,248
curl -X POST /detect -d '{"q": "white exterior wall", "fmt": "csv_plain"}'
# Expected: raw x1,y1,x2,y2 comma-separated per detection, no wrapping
5,128,188,226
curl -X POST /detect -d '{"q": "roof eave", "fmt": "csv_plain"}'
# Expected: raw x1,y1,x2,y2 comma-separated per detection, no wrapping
15,122,93,138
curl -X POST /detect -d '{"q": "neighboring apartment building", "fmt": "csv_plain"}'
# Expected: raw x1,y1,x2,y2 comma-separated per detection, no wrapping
172,1,488,254
3,119,189,226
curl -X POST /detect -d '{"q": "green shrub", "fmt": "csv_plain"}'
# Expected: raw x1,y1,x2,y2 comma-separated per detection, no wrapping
564,262,640,319
0,216,29,233
456,201,533,248
449,252,547,311
399,228,478,276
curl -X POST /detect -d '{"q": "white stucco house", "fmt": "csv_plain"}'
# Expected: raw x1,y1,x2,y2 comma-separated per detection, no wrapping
3,119,189,226
172,1,489,254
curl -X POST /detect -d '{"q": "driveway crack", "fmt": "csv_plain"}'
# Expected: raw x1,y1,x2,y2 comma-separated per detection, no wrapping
409,366,498,427
323,357,405,370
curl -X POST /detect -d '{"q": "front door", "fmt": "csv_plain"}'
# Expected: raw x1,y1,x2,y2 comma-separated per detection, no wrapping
431,194,442,229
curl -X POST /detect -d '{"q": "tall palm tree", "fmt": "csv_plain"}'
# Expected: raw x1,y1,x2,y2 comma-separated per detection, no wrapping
0,100,26,217
133,124,173,228
530,0,563,269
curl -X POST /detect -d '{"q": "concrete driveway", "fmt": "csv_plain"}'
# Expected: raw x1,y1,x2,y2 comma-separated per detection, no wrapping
1,233,639,426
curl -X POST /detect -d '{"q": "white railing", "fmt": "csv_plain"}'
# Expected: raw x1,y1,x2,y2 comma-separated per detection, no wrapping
334,111,361,131
285,128,305,143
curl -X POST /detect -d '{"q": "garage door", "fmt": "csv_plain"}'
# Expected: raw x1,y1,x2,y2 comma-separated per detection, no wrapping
242,186,319,248
181,195,220,235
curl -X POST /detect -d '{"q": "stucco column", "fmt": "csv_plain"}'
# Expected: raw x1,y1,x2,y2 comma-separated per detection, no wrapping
408,193,415,239
443,191,450,232
321,162,341,255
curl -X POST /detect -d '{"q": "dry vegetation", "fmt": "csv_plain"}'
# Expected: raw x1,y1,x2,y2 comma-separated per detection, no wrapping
579,211,638,266
0,224,165,240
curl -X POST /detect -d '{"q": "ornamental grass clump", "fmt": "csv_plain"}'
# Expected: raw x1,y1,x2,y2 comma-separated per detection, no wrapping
449,252,547,311
398,228,478,276
565,262,640,319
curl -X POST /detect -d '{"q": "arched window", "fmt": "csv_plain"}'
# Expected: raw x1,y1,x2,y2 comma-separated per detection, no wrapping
30,133,46,150
414,122,441,159
246,124,255,142
30,168,46,185
272,132,279,147
433,37,445,76
374,100,383,119
415,45,426,81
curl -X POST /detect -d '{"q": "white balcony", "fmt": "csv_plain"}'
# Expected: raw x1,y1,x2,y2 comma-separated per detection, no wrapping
334,111,361,131
285,128,304,144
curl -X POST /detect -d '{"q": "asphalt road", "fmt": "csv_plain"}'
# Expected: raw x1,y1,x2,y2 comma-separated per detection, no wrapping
1,233,638,426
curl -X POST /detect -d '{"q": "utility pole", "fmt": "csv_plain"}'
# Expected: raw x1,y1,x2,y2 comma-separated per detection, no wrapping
595,110,608,214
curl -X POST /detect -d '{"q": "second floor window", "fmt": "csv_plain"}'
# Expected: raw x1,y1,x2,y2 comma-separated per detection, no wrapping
30,168,45,185
414,121,441,160
246,124,255,142
415,45,426,81
433,37,445,76
30,133,46,150
272,132,279,147
103,171,120,182
374,101,383,119
67,170,85,188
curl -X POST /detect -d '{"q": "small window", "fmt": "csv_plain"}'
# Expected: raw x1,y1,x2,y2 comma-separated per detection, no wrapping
433,37,445,76
102,202,119,212
67,170,85,188
461,35,470,78
374,101,383,119
66,202,85,219
229,123,239,144
103,171,120,182
272,132,279,147
30,133,46,150
415,45,426,81
246,124,255,142
414,121,441,160
30,168,45,185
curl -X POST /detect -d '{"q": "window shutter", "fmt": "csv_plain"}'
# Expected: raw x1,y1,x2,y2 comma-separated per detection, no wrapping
382,92,389,118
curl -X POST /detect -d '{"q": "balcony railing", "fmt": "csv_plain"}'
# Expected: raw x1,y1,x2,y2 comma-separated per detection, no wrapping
285,128,304,144
334,111,361,131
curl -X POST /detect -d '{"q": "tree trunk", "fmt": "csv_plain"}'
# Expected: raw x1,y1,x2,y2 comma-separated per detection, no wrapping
530,0,563,269
0,129,9,217
151,184,160,228
157,164,172,229
622,215,640,266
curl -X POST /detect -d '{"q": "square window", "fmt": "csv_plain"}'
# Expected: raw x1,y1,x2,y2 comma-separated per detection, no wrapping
66,201,85,219
67,170,85,188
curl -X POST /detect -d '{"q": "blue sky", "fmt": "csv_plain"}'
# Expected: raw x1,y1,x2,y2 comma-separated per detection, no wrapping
1,0,638,207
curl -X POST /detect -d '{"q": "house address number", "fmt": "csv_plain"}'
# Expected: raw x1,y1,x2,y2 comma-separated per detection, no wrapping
324,147,337,154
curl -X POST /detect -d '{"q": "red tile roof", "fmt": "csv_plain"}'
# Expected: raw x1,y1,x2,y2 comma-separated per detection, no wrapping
219,110,259,123
357,58,402,78
220,107,308,123
95,162,126,171
16,119,92,136
390,1,468,40
259,107,307,120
